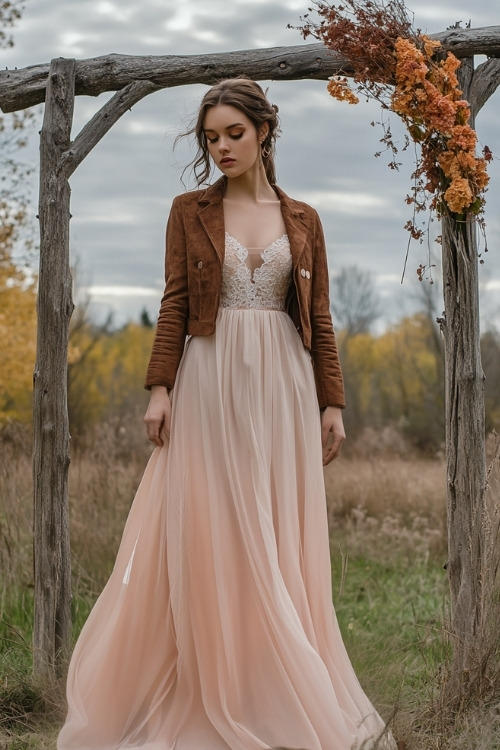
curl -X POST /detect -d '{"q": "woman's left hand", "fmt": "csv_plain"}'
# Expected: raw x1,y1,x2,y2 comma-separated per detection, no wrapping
320,406,346,465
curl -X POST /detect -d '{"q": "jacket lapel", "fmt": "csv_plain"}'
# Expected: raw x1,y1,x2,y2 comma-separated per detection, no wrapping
196,177,310,269
273,185,310,270
197,177,226,264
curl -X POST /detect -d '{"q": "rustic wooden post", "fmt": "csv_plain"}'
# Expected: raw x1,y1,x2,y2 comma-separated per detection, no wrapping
440,57,487,705
441,214,486,701
437,54,500,705
33,57,76,679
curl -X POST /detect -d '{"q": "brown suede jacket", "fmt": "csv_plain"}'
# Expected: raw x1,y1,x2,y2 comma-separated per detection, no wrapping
145,177,345,409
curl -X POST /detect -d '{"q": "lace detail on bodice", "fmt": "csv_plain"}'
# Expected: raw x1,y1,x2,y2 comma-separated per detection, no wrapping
220,233,293,311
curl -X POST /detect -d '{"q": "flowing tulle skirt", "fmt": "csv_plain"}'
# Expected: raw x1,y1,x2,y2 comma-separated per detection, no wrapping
58,308,395,750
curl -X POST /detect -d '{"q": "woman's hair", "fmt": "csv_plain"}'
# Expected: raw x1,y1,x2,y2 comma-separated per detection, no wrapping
181,78,280,186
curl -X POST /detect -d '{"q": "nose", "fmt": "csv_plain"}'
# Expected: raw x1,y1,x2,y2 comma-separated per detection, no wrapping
218,136,230,153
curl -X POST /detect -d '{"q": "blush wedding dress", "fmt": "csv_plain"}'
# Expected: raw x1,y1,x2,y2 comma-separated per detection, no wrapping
58,233,396,750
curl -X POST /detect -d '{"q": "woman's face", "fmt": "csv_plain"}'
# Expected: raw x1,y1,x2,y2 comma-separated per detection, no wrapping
203,104,266,179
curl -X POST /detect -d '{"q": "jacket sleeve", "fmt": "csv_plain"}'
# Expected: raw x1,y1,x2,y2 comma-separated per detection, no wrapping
144,197,189,390
310,210,345,409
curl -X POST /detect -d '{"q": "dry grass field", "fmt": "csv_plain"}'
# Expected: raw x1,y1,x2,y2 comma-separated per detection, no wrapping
1,420,499,748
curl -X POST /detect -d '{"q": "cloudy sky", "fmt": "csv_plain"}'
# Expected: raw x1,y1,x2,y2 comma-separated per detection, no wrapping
1,0,499,328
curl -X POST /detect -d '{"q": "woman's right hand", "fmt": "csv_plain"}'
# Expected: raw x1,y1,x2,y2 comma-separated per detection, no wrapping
144,386,171,447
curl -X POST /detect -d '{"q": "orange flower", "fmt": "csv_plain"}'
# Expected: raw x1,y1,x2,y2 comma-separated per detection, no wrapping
440,53,461,89
473,160,489,190
444,177,473,214
327,77,360,104
421,34,441,58
437,150,457,177
455,150,478,172
448,125,477,151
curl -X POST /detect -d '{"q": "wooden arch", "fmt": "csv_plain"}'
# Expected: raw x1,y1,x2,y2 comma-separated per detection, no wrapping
1,28,500,701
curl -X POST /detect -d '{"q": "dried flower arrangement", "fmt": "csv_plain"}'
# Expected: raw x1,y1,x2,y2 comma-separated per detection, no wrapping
294,0,492,241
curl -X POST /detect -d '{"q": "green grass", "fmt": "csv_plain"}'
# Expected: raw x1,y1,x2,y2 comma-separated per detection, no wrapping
0,586,93,749
333,552,449,702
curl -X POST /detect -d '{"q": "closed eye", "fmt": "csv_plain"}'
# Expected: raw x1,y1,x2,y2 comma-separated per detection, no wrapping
206,133,244,144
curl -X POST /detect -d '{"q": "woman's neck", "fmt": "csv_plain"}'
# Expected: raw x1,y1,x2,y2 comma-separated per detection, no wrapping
223,163,277,203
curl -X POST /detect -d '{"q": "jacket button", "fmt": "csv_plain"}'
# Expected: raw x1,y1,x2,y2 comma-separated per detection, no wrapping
305,270,311,280
197,261,203,268
300,268,306,278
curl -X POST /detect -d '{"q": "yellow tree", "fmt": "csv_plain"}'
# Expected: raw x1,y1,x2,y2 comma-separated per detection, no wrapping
67,319,155,434
338,314,444,448
374,314,444,448
0,241,37,421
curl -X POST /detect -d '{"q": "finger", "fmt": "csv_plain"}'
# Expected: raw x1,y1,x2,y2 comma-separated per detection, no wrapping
147,428,163,447
322,445,334,465
145,418,164,447
321,421,331,449
322,433,344,465
161,411,171,442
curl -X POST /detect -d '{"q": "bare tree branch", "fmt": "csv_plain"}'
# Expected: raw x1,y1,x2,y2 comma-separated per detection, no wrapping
330,266,381,336
60,79,160,179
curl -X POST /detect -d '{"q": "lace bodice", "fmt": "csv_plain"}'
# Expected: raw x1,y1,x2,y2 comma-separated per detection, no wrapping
220,233,292,311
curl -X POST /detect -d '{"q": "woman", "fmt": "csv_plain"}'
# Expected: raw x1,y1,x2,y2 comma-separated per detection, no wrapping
58,79,395,750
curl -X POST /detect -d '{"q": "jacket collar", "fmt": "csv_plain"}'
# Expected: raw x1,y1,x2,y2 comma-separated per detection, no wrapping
196,176,309,267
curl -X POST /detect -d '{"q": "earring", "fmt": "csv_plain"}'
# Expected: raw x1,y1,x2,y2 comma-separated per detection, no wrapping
261,143,271,158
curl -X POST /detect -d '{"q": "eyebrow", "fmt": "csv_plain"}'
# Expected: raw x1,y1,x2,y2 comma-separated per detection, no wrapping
203,122,245,133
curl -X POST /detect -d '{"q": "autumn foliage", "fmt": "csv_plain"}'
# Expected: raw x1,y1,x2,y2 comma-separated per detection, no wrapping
392,36,489,216
2,275,499,453
0,245,37,421
67,316,154,434
299,0,412,91
298,0,490,234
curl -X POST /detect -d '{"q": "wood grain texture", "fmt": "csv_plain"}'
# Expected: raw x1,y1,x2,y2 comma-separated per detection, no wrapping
439,60,488,706
32,57,75,679
0,45,348,112
470,57,500,113
1,25,499,113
